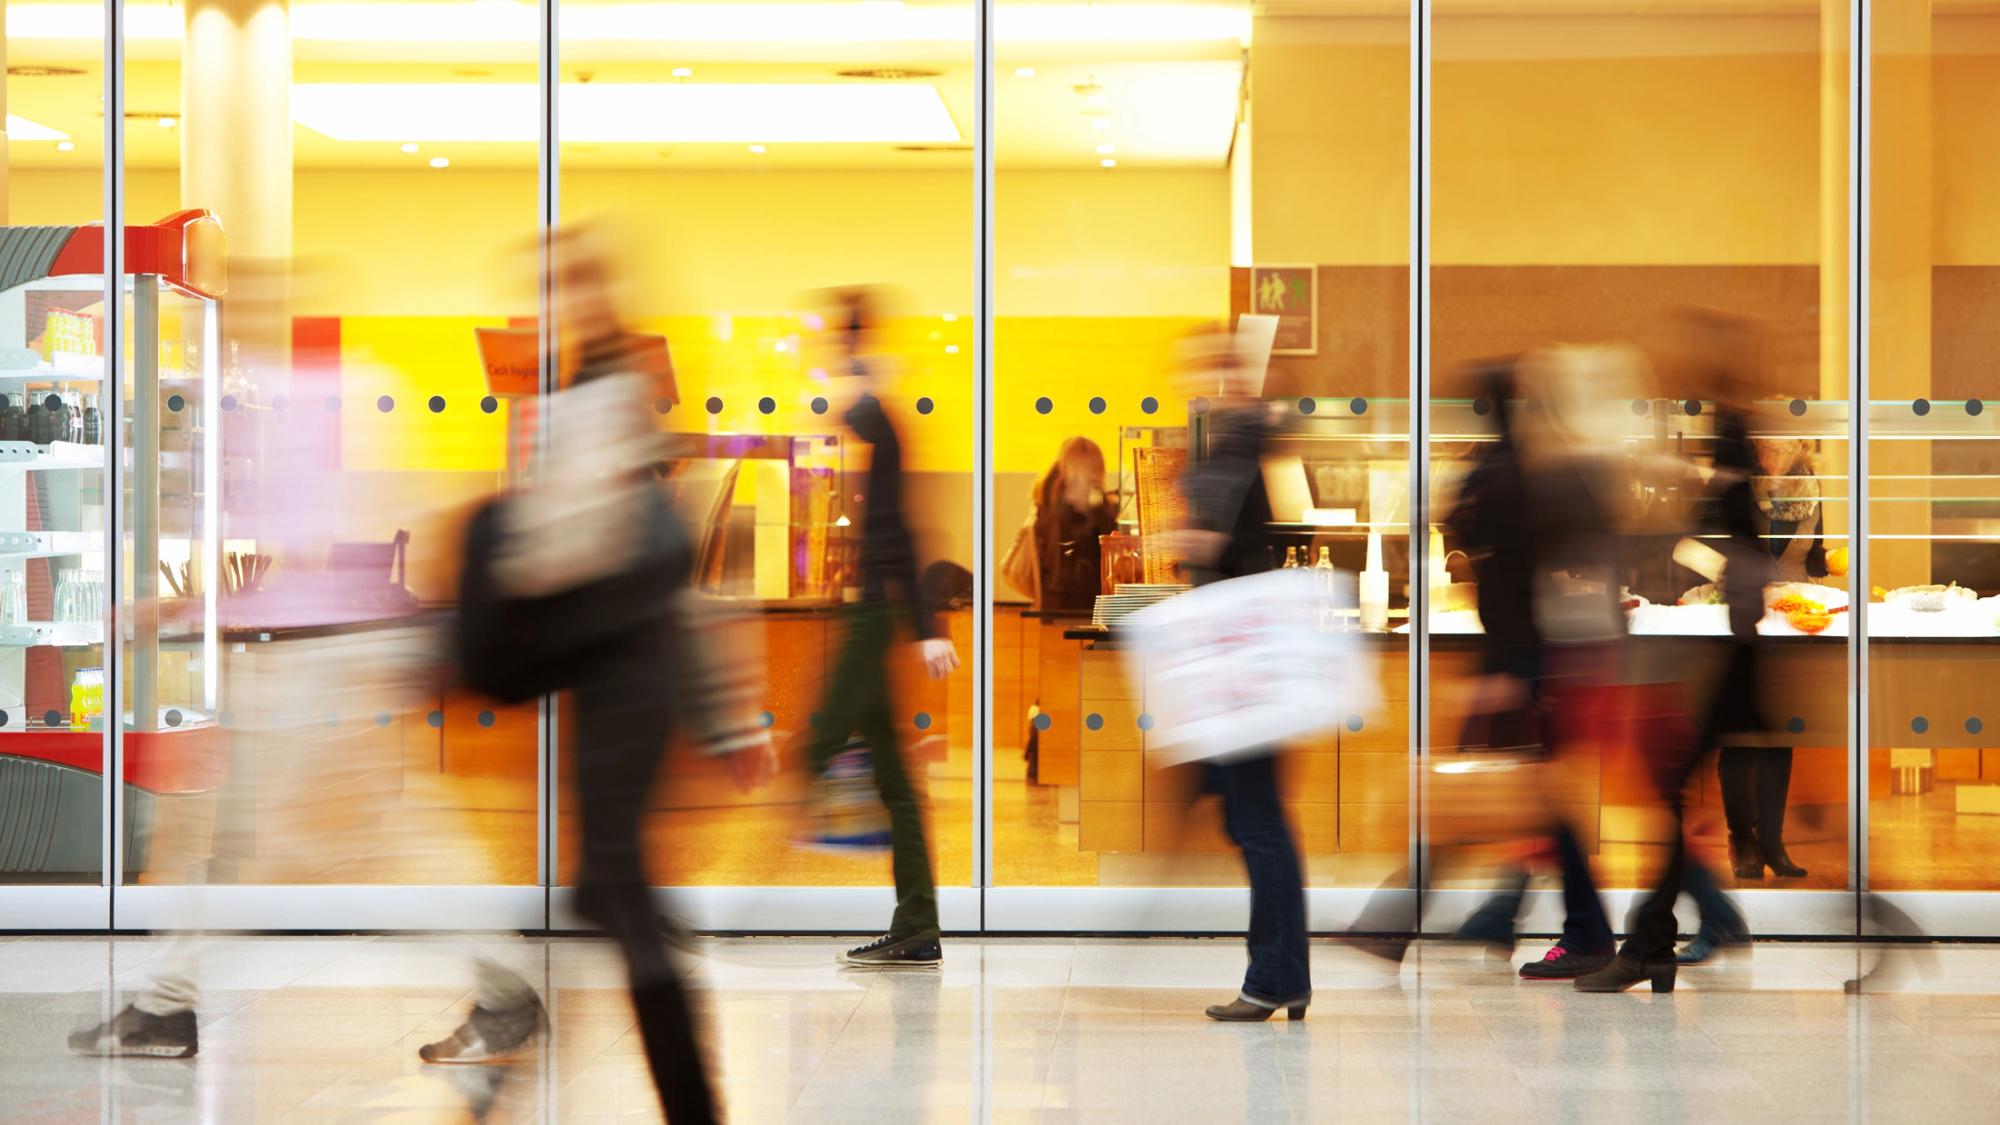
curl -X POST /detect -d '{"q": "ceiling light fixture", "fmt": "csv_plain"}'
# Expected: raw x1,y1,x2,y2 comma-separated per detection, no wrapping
748,143,766,153
400,142,419,153
429,156,450,168
1100,157,1116,168
672,67,693,77
1014,67,1035,78
292,82,961,144
55,140,74,152
157,116,177,128
5,114,67,141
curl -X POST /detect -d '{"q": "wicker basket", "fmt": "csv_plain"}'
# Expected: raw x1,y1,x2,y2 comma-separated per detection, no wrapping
1134,447,1187,585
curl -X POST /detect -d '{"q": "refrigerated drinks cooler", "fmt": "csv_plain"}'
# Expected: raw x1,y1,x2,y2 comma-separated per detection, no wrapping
0,211,228,880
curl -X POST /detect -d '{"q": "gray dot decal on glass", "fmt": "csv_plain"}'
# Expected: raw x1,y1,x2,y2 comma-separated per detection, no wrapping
325,395,342,412
375,712,392,727
1914,398,1931,417
1787,717,1805,734
1684,399,1702,416
1970,399,1986,417
1086,713,1104,731
478,710,496,728
706,396,723,415
811,397,828,415
1088,397,1105,415
1969,718,1984,735
1298,398,1316,415
428,395,446,414
914,712,932,730
427,710,444,729
1141,396,1159,415
655,397,673,414
377,395,395,413
42,709,59,727
273,395,289,412
1035,396,1053,415
165,709,182,728
1473,398,1490,416
759,396,777,415
1137,713,1155,731
1789,398,1807,417
1350,397,1367,415
0,711,11,727
1033,713,1052,732
43,394,60,411
1912,715,1930,734
759,711,775,728
481,396,498,414
166,394,185,413
221,394,239,412
1347,715,1363,732
917,397,935,415
1630,399,1648,416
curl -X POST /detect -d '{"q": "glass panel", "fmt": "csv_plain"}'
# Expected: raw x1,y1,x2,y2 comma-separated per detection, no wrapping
992,3,1412,892
0,0,109,886
1431,3,1852,911
554,1,976,894
121,0,541,887
1867,4,1999,891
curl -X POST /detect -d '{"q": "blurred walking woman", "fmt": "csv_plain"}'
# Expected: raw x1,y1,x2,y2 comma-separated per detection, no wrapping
1031,438,1118,612
1171,333,1309,1023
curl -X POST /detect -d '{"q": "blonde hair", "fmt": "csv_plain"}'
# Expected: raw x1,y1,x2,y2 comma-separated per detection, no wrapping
1034,437,1107,509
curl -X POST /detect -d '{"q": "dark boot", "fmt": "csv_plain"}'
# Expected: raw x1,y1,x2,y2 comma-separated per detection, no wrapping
1729,835,1764,881
1574,954,1677,994
1757,748,1807,878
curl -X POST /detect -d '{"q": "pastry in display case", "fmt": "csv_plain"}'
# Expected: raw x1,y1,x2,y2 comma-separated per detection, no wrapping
0,211,229,880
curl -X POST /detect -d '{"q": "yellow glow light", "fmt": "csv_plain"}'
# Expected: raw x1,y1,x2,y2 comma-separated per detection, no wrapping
6,114,68,142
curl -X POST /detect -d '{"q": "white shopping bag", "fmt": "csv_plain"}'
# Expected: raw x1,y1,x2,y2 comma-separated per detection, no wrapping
1119,566,1378,765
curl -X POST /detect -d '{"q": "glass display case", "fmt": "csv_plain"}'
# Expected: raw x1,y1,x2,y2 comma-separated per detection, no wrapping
0,211,226,881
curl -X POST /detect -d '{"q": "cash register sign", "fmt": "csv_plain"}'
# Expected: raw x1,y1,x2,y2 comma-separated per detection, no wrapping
1119,566,1378,765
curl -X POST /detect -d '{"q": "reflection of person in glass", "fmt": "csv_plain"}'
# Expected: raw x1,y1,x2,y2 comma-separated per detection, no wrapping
810,287,960,969
1021,438,1117,782
1170,331,1309,1023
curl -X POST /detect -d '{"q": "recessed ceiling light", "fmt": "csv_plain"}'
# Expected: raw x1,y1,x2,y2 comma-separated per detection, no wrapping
672,67,693,78
400,142,419,153
1093,118,1112,130
292,83,961,144
55,140,74,152
1014,67,1035,78
1095,143,1114,155
1100,158,1116,168
157,116,177,128
429,156,450,168
749,143,766,153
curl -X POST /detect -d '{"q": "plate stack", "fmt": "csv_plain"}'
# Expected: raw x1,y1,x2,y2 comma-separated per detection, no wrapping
1092,583,1189,629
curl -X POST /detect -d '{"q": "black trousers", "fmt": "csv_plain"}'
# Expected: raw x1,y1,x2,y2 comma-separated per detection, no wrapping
574,634,718,1124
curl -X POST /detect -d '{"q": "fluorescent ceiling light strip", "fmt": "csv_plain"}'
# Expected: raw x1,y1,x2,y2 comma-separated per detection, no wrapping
9,2,1248,44
292,83,962,143
5,114,69,142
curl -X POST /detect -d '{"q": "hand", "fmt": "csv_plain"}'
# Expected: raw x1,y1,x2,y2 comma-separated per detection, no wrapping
727,737,777,793
918,637,960,680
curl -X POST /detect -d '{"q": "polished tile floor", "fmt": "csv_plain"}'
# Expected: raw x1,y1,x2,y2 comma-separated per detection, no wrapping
1,933,1995,1122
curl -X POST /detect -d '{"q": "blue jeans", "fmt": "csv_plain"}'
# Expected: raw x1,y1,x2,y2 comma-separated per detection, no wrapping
1209,755,1310,1002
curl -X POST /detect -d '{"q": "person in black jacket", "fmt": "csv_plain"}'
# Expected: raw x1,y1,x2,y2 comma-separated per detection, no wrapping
1171,332,1310,1023
809,288,960,969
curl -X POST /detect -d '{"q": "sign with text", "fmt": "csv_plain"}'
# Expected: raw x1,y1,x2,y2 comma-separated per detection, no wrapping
1249,264,1316,355
476,328,679,401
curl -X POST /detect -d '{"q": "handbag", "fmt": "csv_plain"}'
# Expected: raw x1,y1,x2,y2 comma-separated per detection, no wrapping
1001,509,1040,601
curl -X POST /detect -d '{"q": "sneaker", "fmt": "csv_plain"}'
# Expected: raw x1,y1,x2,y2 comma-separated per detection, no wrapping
1518,943,1613,981
419,996,546,1065
68,1005,198,1058
837,933,942,969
